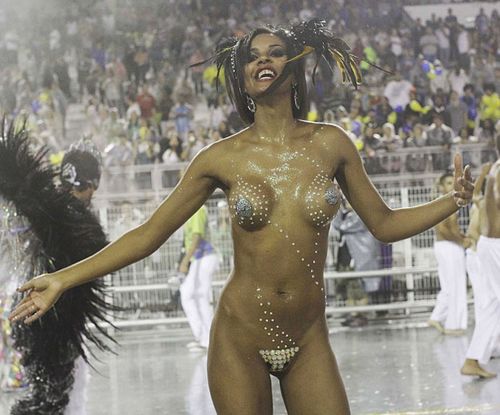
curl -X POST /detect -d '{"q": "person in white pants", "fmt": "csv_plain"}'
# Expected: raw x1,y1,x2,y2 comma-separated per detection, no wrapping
429,172,471,334
462,143,500,377
180,205,219,350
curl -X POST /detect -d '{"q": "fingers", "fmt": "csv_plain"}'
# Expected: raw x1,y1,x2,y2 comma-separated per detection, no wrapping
9,301,38,322
464,164,472,183
24,308,47,325
454,153,463,179
17,280,35,293
458,176,474,192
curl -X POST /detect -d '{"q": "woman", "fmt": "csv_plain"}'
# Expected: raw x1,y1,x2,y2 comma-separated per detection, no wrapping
10,21,473,414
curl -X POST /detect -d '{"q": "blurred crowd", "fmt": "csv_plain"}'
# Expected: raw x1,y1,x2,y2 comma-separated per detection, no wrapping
0,0,498,174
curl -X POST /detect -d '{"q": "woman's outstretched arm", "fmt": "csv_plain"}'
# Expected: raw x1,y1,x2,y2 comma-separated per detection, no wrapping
332,127,473,244
10,146,220,323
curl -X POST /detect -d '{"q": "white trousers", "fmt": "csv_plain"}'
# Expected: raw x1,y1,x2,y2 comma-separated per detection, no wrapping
65,356,89,415
430,241,467,330
466,237,500,363
180,254,219,348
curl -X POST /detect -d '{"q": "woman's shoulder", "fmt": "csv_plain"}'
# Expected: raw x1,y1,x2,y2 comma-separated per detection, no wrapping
196,127,252,162
297,120,352,143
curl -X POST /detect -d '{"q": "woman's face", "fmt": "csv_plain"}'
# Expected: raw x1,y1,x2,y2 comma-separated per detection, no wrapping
244,33,290,97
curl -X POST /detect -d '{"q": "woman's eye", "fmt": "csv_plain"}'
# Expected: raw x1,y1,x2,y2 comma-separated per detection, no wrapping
248,53,259,62
271,49,285,57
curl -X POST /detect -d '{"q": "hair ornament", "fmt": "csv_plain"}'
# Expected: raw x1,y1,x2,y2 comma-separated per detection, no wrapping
68,136,102,165
287,19,389,88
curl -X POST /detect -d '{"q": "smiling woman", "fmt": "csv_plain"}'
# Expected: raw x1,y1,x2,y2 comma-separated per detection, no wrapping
9,19,474,415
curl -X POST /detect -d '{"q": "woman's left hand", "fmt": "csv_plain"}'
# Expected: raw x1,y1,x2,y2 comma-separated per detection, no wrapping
453,153,474,207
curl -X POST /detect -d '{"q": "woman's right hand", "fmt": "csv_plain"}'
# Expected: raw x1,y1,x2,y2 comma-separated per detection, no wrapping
9,274,65,324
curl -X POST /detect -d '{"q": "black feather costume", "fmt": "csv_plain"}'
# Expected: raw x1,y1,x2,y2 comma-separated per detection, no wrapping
0,123,115,414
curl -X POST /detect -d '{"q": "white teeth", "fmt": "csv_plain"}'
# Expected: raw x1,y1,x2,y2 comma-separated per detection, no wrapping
257,69,276,80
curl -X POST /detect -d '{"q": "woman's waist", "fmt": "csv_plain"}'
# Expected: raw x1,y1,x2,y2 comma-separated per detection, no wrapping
218,273,325,327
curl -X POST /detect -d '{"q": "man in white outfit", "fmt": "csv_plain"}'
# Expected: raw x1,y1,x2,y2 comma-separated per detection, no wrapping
461,136,500,378
429,172,471,334
180,205,219,350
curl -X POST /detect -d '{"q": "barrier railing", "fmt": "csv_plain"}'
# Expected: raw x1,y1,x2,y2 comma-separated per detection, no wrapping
94,143,493,204
105,267,441,328
94,179,471,329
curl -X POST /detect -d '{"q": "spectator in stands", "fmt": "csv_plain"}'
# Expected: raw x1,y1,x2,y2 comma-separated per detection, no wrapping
435,21,450,68
456,26,471,71
427,114,453,170
430,61,450,95
171,96,193,141
136,84,157,120
480,83,500,123
384,72,413,113
406,123,428,148
429,95,451,126
380,122,403,173
455,127,475,167
420,26,439,62
102,68,122,110
411,17,426,57
448,65,470,97
362,123,384,175
405,123,428,173
126,95,141,120
475,8,489,40
447,91,468,135
182,130,205,162
161,133,183,164
189,49,205,95
462,84,479,133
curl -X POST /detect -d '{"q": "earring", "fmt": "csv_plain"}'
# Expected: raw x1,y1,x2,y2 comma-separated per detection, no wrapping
292,83,300,111
246,94,256,113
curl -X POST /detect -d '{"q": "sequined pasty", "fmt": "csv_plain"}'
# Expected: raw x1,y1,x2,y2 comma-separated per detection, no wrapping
324,186,339,205
304,173,340,228
235,197,253,218
259,347,300,372
229,175,272,230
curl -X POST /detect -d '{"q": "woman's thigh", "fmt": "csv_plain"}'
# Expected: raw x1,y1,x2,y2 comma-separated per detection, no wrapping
279,334,350,415
207,338,274,415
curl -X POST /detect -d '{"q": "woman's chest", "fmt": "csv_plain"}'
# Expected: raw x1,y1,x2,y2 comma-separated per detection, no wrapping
226,151,340,231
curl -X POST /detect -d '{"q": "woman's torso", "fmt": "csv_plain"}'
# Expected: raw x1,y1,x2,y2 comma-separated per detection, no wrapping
210,121,342,346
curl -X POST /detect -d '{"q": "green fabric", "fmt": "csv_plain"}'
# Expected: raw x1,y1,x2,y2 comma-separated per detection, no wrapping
183,206,208,251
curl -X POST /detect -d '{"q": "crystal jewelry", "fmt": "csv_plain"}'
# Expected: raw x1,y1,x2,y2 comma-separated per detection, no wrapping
246,94,256,113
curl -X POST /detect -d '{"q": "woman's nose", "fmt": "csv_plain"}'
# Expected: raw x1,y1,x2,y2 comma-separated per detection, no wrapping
257,55,271,64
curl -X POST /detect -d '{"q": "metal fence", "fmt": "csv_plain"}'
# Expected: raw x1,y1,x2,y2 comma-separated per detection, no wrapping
94,143,494,203
94,174,473,328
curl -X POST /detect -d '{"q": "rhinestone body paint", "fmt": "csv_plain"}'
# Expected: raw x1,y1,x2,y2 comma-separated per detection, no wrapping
227,137,340,372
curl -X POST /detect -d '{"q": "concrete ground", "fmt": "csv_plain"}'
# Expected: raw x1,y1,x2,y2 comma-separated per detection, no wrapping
2,323,499,415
